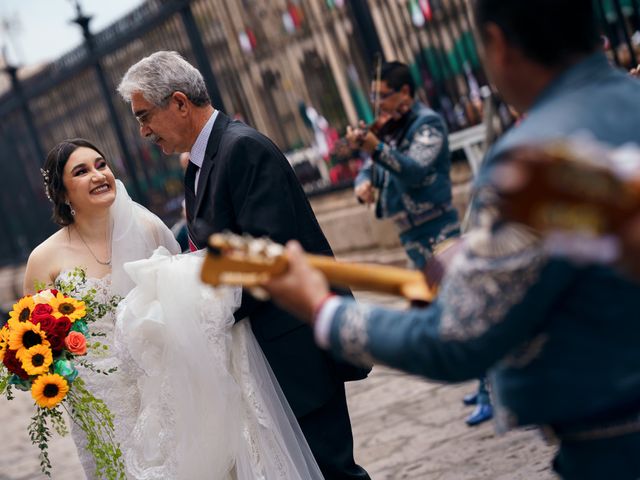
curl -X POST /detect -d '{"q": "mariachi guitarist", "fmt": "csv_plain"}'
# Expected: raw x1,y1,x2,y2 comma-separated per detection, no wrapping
264,1,640,478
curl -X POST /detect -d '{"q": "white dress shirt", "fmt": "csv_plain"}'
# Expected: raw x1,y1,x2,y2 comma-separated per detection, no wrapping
189,109,219,193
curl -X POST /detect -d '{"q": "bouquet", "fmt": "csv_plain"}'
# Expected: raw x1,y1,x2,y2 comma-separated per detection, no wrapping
0,268,125,478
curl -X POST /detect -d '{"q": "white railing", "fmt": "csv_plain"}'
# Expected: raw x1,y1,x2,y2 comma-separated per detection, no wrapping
286,123,489,191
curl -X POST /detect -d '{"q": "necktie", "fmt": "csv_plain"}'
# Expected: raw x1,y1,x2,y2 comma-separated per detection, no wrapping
184,161,198,222
184,161,199,251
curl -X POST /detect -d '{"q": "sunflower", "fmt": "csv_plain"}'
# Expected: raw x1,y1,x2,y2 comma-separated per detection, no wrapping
9,322,50,358
20,344,53,376
31,373,69,409
8,296,35,323
49,293,86,322
0,326,8,362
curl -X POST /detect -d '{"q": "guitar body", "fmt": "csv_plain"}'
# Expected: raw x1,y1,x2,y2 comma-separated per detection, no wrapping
494,144,640,236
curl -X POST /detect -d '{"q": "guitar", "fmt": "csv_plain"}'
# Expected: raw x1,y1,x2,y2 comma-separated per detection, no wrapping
494,143,640,236
200,233,435,304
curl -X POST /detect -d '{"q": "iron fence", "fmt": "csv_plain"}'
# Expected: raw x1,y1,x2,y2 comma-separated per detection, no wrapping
0,0,636,266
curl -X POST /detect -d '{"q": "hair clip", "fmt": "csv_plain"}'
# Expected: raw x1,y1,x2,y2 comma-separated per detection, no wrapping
40,168,53,202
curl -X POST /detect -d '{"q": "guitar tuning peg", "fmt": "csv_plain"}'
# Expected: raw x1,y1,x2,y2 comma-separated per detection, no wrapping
229,235,246,250
249,239,265,256
266,243,284,258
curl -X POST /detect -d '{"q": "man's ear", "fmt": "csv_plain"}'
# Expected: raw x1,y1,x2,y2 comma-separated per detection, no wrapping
173,91,190,113
483,23,511,67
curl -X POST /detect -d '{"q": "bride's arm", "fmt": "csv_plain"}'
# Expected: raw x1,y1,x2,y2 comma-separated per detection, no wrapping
23,242,57,295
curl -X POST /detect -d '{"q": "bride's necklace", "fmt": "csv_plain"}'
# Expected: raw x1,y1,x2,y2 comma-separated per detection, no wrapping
75,223,112,266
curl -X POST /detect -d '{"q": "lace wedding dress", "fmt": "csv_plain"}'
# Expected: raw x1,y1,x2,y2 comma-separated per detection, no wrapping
115,248,323,479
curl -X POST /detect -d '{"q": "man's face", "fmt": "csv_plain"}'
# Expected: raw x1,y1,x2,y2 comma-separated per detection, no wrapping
371,80,412,120
130,91,189,155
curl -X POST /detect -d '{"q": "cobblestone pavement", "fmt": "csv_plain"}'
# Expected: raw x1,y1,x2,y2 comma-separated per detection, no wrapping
0,291,556,480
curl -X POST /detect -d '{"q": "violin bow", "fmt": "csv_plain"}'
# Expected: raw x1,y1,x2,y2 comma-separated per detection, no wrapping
368,52,383,207
373,52,382,121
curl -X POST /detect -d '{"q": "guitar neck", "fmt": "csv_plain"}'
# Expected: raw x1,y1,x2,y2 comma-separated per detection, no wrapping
305,254,433,302
200,248,434,303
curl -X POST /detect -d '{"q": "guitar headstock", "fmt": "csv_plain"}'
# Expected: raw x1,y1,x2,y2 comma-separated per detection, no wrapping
201,232,289,287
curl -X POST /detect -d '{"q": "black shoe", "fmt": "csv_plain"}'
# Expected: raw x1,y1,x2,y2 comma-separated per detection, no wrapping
462,392,478,406
466,403,493,426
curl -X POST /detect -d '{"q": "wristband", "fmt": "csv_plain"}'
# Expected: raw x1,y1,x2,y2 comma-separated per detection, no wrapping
313,292,336,322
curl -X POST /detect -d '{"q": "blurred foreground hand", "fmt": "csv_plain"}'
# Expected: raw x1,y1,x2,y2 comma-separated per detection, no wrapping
261,241,331,324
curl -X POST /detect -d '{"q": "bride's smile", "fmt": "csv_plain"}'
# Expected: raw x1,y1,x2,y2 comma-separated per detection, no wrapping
90,184,111,195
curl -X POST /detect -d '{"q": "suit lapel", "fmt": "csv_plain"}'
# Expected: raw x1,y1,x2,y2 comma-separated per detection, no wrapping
187,112,231,247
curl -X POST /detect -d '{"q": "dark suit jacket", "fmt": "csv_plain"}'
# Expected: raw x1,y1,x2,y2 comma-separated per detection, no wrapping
187,112,369,417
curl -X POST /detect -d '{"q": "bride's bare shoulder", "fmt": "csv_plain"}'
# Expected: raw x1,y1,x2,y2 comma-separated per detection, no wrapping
23,228,69,293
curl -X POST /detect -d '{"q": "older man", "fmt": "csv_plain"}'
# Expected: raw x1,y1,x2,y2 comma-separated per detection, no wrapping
264,1,640,478
117,51,370,480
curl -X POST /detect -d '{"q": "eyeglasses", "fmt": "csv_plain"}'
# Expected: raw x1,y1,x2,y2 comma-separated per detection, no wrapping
135,93,174,127
369,90,398,104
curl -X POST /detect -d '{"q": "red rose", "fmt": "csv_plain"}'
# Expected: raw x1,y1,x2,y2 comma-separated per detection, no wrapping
53,316,72,338
32,314,57,336
3,349,29,379
48,335,65,352
46,317,71,351
31,303,53,323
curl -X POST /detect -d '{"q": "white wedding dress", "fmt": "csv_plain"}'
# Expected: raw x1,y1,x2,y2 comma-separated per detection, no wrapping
115,248,322,479
60,181,322,479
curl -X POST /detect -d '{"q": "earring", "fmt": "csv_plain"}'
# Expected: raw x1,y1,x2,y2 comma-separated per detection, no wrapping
66,201,76,216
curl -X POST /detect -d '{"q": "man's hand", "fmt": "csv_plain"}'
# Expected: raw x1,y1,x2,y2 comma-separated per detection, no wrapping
355,180,375,204
261,241,331,324
345,122,380,154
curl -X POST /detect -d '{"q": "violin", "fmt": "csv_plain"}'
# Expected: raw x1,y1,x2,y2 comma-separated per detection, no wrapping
346,54,412,150
349,104,412,151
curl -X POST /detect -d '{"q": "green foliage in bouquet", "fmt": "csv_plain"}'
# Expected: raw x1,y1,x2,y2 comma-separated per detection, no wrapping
0,267,125,478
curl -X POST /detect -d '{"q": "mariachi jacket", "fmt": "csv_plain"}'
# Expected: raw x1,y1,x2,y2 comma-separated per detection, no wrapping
355,101,456,233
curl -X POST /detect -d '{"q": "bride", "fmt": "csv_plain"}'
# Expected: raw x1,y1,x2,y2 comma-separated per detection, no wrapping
23,138,323,479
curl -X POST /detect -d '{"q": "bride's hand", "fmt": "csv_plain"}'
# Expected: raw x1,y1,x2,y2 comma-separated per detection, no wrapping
261,241,330,324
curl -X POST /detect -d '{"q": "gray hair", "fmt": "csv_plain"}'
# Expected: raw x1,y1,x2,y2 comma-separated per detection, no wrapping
117,51,210,107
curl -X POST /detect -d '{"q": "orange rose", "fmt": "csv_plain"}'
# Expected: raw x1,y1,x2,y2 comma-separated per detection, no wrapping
64,332,87,356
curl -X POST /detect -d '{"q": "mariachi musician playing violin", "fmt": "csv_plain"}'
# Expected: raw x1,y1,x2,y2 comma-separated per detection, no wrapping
346,61,460,269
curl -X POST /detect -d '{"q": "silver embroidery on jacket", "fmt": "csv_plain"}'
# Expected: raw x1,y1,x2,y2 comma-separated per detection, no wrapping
438,197,547,341
407,124,444,167
338,304,375,367
377,144,402,172
402,193,435,215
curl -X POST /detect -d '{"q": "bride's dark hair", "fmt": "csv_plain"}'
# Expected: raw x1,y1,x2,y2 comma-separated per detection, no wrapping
42,138,108,226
